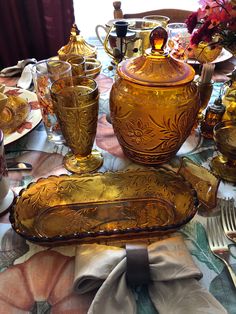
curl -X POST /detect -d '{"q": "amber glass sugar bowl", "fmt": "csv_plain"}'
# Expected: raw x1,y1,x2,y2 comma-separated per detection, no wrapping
58,24,97,61
109,27,200,165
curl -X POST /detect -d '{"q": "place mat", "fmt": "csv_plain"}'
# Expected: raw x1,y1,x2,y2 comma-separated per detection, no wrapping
6,150,68,189
96,114,124,158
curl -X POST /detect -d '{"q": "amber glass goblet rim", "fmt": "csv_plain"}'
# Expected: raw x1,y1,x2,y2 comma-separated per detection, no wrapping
143,15,170,27
50,76,98,104
66,54,85,65
167,22,188,30
32,59,72,78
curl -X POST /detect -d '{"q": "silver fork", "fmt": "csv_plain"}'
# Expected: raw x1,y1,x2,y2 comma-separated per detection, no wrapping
206,216,236,288
221,198,236,243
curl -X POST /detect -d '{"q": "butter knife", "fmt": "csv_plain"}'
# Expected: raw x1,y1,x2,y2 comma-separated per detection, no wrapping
7,162,32,171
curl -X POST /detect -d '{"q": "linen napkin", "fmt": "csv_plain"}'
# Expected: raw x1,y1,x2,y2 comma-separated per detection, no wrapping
0,58,37,90
74,235,227,314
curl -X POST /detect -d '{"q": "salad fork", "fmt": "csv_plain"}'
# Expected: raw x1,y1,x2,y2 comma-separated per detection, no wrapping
221,198,236,243
206,216,236,288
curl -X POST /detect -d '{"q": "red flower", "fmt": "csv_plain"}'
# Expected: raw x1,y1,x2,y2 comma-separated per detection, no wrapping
228,18,236,30
185,12,198,33
190,20,216,45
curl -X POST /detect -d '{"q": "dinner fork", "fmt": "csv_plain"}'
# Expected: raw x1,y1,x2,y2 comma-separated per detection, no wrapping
221,198,236,243
206,216,236,288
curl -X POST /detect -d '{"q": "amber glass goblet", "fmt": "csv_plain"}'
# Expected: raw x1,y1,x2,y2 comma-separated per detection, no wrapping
66,55,85,76
211,120,236,183
50,76,103,174
143,15,170,28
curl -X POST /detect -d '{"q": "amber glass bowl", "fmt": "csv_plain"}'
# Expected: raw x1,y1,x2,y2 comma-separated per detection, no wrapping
10,168,198,245
213,120,236,160
85,58,102,79
192,42,222,63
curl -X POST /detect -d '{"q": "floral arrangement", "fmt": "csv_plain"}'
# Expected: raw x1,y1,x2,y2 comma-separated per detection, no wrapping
185,0,236,55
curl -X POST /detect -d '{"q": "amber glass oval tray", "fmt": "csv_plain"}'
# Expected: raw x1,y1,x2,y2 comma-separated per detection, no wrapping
10,168,198,245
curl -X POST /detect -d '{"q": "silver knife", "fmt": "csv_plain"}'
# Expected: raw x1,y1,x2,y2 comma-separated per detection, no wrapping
7,162,32,171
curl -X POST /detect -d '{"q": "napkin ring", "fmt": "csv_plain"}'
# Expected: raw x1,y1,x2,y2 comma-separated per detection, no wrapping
125,243,150,286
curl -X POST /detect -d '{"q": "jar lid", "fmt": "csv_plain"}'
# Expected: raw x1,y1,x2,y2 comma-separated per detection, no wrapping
117,27,195,86
58,24,97,60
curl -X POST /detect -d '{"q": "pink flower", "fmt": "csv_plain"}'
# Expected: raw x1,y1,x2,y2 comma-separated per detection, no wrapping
186,0,236,50
197,8,208,20
199,0,210,5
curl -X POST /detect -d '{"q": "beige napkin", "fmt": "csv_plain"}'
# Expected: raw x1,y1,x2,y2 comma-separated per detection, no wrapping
74,235,227,314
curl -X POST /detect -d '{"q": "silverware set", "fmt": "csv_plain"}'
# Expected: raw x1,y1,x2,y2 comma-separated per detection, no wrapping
206,198,236,288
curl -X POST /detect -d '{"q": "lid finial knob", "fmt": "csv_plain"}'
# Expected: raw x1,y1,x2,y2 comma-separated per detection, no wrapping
150,27,168,54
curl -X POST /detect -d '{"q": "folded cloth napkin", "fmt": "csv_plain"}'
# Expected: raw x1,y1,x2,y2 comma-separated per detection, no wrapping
0,58,37,90
74,235,227,314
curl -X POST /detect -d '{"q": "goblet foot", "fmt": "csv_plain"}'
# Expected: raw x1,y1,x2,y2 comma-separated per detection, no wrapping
64,150,103,174
210,155,236,183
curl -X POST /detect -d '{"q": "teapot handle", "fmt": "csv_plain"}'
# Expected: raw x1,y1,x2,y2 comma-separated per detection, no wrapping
95,25,108,45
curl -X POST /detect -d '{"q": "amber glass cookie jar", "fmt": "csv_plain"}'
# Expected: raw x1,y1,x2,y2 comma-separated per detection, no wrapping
110,27,200,165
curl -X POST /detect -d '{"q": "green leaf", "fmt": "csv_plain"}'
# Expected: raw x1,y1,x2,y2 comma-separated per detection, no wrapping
210,266,236,314
136,286,158,314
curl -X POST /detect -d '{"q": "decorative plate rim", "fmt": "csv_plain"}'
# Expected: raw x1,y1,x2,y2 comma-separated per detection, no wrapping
187,48,233,65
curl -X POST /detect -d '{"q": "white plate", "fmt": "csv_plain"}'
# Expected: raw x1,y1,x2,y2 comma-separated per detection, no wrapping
3,87,42,145
187,48,233,64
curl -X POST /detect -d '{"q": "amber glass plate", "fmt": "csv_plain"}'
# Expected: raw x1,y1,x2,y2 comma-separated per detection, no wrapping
10,168,198,245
